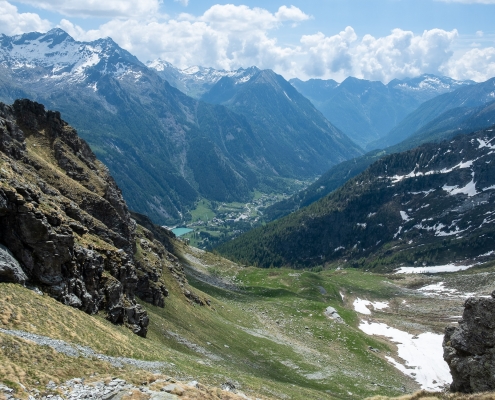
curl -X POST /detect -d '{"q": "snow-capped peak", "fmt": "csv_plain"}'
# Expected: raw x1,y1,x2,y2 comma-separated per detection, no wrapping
0,29,144,83
390,74,475,93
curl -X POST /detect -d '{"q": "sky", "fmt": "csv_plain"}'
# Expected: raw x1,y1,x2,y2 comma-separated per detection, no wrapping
1,0,495,83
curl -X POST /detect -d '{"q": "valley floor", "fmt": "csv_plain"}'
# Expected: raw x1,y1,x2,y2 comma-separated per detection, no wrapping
1,243,494,399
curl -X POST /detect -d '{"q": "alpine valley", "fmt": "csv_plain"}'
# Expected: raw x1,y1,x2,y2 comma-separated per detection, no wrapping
2,27,495,400
0,29,361,226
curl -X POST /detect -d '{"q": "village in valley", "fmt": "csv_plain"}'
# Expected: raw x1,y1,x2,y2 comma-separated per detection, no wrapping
168,192,291,249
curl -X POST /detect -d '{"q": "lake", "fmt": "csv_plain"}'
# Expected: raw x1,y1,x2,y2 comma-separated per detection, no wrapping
172,227,194,237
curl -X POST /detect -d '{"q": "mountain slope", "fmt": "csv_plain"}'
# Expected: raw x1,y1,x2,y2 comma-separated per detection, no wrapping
290,74,473,148
201,68,363,178
0,30,274,224
264,98,495,222
0,30,361,225
0,99,193,337
367,78,495,150
218,126,495,270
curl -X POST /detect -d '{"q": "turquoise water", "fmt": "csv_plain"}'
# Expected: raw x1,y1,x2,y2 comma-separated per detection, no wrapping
172,227,193,237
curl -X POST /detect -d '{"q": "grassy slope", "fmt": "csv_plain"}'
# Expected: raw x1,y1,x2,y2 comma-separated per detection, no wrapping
3,235,494,399
0,242,420,400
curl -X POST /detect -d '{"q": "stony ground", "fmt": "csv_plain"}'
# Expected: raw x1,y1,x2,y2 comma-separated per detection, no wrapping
0,376,253,400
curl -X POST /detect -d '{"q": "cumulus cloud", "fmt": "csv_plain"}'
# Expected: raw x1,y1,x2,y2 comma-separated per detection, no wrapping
2,1,495,82
301,27,357,77
63,4,309,72
443,47,495,81
13,0,161,18
355,28,458,81
0,0,51,35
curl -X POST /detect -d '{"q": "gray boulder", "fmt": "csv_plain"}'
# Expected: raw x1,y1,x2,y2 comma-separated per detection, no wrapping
324,306,344,323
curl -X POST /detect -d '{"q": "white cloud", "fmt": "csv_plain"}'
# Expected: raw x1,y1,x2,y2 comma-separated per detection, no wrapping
0,0,51,35
275,5,311,22
64,4,309,73
174,0,189,5
443,47,495,81
13,0,161,18
2,2,494,83
301,27,357,77
355,28,458,82
298,28,458,82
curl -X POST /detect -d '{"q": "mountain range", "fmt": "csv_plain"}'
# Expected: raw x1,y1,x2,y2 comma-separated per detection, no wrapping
199,67,361,178
368,77,495,150
0,29,360,225
290,75,474,148
264,81,495,222
218,125,495,270
148,60,478,153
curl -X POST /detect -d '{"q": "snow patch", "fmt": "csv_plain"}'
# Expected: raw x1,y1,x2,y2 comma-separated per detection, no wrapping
400,211,412,222
477,138,495,150
393,226,403,239
418,282,477,298
353,298,389,314
395,264,475,274
353,298,371,315
358,321,451,391
442,174,478,197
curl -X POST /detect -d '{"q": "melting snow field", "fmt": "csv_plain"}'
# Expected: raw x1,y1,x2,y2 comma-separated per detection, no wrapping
353,298,389,314
394,264,474,274
358,321,451,390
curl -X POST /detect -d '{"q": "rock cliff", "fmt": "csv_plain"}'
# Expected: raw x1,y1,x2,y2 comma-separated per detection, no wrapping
0,99,177,337
443,292,495,393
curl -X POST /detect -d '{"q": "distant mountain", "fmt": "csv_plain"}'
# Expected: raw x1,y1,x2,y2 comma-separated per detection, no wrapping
218,126,495,270
200,68,363,178
0,29,361,225
264,96,495,222
290,74,474,148
367,78,495,150
147,59,240,98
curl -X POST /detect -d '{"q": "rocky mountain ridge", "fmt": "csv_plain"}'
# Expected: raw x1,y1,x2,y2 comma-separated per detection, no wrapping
264,97,495,223
0,99,201,337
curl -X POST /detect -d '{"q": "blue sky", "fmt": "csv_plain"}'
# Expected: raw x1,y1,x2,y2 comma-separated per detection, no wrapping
2,0,495,82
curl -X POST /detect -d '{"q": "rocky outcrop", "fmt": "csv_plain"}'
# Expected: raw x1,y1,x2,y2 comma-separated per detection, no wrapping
443,292,495,393
0,99,174,337
0,244,27,284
